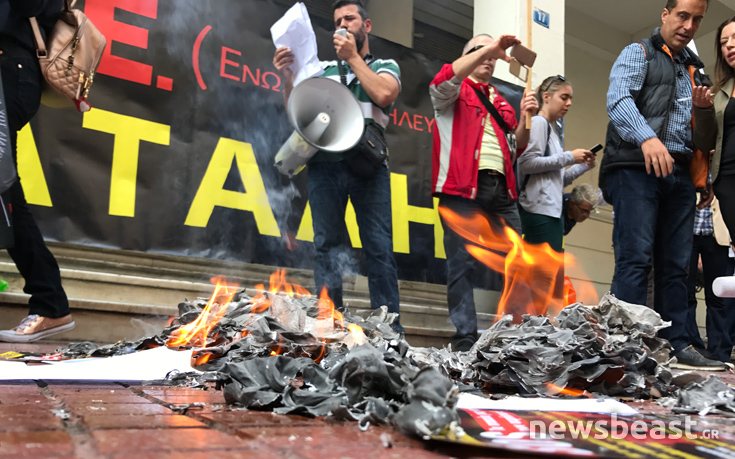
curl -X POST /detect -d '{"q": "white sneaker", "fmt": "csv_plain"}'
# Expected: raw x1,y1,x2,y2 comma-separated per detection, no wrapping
0,314,75,342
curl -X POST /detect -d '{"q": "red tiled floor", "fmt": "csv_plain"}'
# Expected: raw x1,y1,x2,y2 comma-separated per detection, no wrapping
0,415,65,433
84,414,208,430
0,430,74,457
68,403,174,416
49,388,130,396
0,405,59,417
199,409,322,428
240,425,412,449
0,394,50,406
91,428,249,453
58,394,151,404
106,450,289,459
4,335,733,459
146,393,227,404
293,446,450,459
141,388,220,396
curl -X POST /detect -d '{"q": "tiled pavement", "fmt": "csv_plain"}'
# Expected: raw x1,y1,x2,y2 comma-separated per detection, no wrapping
1,342,734,459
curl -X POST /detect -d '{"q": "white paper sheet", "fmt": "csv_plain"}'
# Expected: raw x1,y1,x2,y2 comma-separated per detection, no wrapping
0,347,198,381
270,2,324,86
456,393,639,415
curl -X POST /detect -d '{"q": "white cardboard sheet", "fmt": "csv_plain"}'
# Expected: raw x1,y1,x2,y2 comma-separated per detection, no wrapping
0,347,197,381
457,393,639,415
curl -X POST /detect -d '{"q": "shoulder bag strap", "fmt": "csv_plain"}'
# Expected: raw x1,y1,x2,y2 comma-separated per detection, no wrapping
472,87,511,134
342,58,376,88
28,18,47,57
29,0,74,58
337,60,347,86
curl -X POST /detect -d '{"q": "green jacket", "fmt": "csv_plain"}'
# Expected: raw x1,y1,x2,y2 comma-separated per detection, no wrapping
692,78,734,184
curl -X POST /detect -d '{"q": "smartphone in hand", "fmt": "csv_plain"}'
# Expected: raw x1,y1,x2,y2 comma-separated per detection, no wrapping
511,44,537,67
590,144,603,154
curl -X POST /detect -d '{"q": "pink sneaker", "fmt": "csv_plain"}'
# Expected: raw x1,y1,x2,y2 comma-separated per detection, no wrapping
0,314,75,342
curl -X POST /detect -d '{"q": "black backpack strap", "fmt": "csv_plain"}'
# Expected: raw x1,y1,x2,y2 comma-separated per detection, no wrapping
337,60,347,85
341,55,376,88
472,87,511,134
520,120,553,193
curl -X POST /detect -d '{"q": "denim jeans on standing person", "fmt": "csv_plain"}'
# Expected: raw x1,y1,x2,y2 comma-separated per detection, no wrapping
439,172,523,342
686,235,735,362
607,165,695,353
1,45,70,319
307,161,402,332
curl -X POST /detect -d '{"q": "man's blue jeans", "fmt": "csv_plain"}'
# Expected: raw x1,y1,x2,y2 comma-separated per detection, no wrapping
307,161,402,332
607,166,695,353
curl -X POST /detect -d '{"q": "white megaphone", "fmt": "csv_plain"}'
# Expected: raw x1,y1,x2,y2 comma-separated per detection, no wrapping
274,77,365,176
713,276,735,298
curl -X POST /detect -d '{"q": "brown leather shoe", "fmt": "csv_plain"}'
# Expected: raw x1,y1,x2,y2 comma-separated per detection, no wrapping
0,314,75,342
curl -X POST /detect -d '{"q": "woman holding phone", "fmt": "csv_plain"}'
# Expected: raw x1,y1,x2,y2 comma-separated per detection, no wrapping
693,16,735,236
517,75,595,253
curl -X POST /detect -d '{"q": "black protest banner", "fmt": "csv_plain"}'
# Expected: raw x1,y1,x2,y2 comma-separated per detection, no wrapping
20,0,523,284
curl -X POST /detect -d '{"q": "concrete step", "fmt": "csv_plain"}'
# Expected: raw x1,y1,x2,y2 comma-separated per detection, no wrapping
0,242,501,348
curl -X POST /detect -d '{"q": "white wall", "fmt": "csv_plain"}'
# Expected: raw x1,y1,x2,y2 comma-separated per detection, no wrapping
369,0,414,48
474,0,565,87
562,16,621,301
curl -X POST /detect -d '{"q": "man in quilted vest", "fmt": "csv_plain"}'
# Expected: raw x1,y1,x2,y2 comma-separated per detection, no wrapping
601,0,725,370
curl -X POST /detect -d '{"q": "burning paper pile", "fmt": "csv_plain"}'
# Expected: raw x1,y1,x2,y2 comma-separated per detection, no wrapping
46,258,710,439
414,294,674,398
60,271,458,437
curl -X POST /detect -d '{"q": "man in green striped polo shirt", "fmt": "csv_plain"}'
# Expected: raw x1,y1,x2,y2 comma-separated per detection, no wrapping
273,0,403,333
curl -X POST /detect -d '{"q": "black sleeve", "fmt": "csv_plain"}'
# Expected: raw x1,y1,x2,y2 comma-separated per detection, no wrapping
8,0,59,18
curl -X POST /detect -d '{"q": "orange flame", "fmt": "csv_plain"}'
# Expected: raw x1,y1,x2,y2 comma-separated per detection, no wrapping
268,269,311,298
251,269,311,314
318,286,343,322
439,206,598,322
545,382,593,398
251,283,272,314
347,323,365,345
167,277,239,348
312,287,346,337
168,270,366,365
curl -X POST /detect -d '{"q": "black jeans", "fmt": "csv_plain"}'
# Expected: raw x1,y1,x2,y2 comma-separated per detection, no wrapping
686,235,735,362
439,172,524,341
1,44,69,319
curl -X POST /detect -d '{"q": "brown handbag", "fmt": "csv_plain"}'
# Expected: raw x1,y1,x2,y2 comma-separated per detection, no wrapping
29,0,107,112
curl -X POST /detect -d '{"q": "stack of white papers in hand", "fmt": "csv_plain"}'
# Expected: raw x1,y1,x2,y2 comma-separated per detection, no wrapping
270,2,324,87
